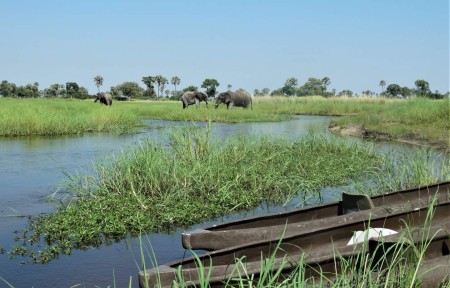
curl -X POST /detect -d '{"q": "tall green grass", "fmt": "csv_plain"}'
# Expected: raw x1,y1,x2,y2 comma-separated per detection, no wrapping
253,96,449,150
125,100,291,123
330,98,449,148
1,97,448,151
0,98,142,136
342,148,450,198
254,95,392,115
10,127,381,263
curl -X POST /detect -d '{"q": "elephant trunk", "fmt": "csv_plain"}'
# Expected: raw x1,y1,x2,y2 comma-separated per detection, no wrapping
214,99,222,109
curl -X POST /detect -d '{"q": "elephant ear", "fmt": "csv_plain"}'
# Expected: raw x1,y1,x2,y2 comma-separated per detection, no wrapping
225,92,232,102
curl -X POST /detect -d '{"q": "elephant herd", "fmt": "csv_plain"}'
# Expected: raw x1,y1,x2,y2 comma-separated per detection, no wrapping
182,90,252,110
93,90,252,110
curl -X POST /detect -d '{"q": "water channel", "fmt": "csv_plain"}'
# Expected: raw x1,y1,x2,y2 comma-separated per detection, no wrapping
0,116,442,288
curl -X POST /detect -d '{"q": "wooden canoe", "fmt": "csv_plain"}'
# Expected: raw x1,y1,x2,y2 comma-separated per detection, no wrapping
139,199,450,288
140,229,450,288
182,181,450,250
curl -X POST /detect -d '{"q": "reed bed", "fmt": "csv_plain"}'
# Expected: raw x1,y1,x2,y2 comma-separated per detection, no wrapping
0,98,142,136
1,97,447,150
121,100,291,123
254,96,449,150
11,128,382,263
329,98,449,148
253,96,395,115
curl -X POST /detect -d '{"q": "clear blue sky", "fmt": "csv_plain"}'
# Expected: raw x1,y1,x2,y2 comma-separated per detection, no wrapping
1,0,448,95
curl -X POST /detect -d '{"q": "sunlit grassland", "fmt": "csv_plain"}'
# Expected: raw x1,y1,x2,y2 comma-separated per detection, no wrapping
0,98,142,136
327,97,449,147
119,100,291,123
254,96,450,149
253,95,392,115
1,97,448,150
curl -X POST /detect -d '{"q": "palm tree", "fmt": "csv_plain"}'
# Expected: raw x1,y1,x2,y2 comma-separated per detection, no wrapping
379,80,386,94
227,84,232,91
154,75,163,98
160,77,168,97
94,75,104,93
142,76,156,98
171,76,180,96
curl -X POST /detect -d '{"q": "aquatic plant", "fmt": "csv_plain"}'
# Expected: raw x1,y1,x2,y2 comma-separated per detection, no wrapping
9,128,381,263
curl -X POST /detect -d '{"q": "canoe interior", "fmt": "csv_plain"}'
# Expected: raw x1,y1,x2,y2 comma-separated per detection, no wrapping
139,183,450,288
204,181,450,231
140,221,450,288
181,182,450,250
176,201,450,268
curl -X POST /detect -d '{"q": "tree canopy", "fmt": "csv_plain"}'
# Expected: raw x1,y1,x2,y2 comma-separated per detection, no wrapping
201,79,220,98
113,82,144,98
142,76,157,98
415,80,430,95
94,75,104,93
386,84,402,98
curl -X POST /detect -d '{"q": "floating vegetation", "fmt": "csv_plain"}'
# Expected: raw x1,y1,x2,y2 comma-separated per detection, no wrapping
9,127,383,263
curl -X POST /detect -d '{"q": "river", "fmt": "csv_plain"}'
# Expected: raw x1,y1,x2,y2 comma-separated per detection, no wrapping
0,115,440,288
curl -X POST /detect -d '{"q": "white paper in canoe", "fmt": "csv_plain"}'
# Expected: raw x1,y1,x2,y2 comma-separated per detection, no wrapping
347,228,398,245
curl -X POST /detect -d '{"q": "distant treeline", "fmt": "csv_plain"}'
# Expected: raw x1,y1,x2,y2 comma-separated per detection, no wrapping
265,77,448,99
1,75,447,100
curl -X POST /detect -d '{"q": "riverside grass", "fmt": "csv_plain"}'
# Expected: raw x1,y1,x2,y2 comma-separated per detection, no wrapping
10,128,383,263
0,98,142,136
0,97,448,150
253,96,449,150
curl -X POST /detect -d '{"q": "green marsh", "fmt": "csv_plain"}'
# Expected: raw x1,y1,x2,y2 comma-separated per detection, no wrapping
11,128,385,263
1,97,448,150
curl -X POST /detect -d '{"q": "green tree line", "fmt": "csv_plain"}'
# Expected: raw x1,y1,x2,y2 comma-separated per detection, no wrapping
1,75,447,100
0,75,222,101
261,77,448,99
0,81,91,99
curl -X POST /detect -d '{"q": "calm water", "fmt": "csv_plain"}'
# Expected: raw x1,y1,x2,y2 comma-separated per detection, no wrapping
0,116,437,288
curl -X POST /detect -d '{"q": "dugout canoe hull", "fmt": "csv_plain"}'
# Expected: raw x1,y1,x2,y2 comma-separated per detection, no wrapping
139,199,450,288
182,181,450,250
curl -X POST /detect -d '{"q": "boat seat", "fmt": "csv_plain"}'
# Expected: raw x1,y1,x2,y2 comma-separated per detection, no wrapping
341,192,375,214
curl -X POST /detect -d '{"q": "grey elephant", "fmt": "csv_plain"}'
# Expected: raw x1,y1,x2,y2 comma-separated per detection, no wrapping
94,92,112,106
215,91,252,109
181,91,209,109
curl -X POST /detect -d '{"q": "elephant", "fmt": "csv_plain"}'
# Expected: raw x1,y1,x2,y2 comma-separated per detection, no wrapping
181,91,209,109
215,91,252,109
94,92,112,106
